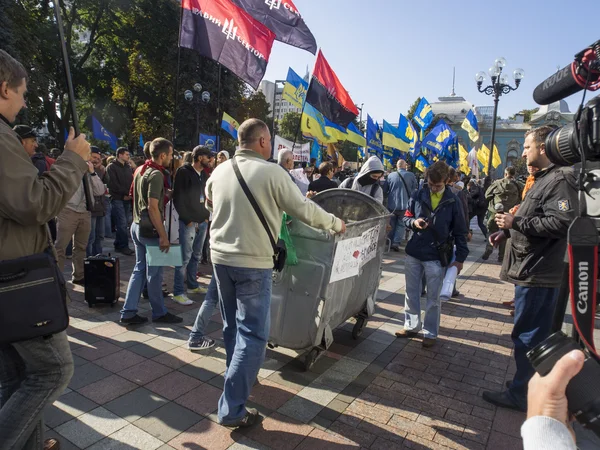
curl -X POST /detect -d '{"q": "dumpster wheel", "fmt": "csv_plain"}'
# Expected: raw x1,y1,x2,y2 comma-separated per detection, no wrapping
304,348,322,371
352,317,367,339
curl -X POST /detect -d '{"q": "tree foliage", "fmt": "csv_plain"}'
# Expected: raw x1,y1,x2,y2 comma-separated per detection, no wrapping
1,0,247,151
278,112,304,142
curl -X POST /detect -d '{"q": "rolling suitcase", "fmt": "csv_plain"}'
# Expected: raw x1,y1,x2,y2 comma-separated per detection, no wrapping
84,254,120,307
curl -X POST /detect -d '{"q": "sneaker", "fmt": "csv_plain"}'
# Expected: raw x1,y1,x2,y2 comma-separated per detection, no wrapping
72,278,85,286
395,329,419,338
44,439,60,450
172,294,194,306
187,286,208,295
117,247,135,256
153,312,184,323
188,337,216,351
422,337,437,348
220,408,260,428
120,314,148,325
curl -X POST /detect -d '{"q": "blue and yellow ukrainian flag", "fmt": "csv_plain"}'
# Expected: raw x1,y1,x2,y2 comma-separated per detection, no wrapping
282,67,308,109
302,103,334,144
221,112,240,139
413,97,434,130
382,120,410,153
459,143,470,174
461,109,480,143
310,139,322,166
346,122,366,147
324,117,347,142
398,114,417,152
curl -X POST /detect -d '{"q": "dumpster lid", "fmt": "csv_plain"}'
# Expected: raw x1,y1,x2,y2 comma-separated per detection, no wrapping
312,188,390,222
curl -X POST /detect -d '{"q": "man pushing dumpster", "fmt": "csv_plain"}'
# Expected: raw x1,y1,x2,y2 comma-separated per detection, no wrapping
205,118,346,428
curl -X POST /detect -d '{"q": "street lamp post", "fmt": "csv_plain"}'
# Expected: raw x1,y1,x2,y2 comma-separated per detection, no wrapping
184,82,211,147
475,58,524,181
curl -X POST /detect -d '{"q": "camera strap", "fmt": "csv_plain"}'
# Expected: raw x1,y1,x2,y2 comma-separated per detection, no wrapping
568,216,599,358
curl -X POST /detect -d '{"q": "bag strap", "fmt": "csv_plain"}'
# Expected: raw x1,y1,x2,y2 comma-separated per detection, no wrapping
231,157,277,253
421,197,455,244
370,183,379,197
398,172,411,203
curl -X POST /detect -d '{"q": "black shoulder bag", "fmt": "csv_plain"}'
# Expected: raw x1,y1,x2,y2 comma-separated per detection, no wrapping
232,157,287,272
0,226,69,344
422,199,456,267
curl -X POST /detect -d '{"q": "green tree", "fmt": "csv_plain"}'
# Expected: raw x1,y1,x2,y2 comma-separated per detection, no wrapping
278,112,305,142
406,97,421,121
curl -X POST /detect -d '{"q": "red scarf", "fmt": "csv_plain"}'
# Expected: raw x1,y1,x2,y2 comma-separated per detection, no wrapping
130,160,170,206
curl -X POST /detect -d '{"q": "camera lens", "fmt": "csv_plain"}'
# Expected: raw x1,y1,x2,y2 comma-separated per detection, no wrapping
528,332,600,437
545,124,581,166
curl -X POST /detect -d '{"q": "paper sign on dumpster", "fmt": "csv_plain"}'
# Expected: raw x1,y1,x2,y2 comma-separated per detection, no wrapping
329,236,364,283
358,224,380,266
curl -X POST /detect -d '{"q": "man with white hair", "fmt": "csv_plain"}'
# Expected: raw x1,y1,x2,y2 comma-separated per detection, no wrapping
277,148,294,178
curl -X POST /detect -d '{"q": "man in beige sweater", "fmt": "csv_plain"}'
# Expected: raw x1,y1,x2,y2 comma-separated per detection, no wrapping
207,119,345,428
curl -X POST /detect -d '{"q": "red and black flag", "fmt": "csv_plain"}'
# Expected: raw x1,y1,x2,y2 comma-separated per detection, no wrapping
231,0,317,55
306,50,358,128
179,0,276,90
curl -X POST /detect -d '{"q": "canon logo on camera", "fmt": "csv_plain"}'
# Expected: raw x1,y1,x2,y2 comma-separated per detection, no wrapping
577,261,590,314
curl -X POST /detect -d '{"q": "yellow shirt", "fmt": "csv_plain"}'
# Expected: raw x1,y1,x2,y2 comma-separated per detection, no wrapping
430,190,444,210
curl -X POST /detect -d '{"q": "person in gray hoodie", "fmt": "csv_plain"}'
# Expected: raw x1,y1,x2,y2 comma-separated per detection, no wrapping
339,155,385,203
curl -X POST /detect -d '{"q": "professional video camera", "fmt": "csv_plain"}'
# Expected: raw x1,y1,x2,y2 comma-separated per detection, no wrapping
527,40,600,437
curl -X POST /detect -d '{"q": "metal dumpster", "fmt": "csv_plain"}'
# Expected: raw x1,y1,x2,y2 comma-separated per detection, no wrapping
269,189,391,370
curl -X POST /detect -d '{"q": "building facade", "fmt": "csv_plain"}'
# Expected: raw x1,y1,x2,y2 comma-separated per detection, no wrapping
258,70,309,122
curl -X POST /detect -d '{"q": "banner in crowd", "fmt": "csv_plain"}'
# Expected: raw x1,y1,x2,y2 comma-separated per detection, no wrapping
231,0,317,54
346,122,366,148
301,103,333,144
179,0,276,89
273,135,310,162
382,120,410,153
200,134,217,149
468,147,480,177
461,109,480,143
221,112,240,139
413,97,434,130
282,67,308,109
366,115,382,156
306,50,358,128
92,116,117,150
459,143,470,174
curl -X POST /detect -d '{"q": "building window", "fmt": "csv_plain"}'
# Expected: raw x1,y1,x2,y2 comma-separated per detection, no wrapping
506,139,521,167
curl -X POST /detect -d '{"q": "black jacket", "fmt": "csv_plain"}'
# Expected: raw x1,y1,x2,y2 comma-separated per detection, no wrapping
308,176,338,193
106,160,133,200
500,165,578,288
403,185,469,263
173,163,210,225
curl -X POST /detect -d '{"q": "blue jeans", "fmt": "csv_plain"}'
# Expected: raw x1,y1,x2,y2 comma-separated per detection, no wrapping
111,199,131,250
87,215,105,257
508,286,559,403
173,221,208,296
214,264,272,424
403,254,445,338
120,222,168,320
388,210,406,246
0,331,74,450
189,276,219,342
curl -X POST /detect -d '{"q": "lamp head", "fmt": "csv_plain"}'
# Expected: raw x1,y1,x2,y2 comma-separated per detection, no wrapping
184,90,193,102
193,83,203,93
201,91,211,104
475,71,487,84
495,57,507,69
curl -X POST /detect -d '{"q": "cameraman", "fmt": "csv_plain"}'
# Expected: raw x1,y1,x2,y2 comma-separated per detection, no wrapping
0,50,91,449
482,126,578,412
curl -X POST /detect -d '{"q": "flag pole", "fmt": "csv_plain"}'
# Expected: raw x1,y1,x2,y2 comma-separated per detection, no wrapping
292,50,317,153
215,63,222,152
167,2,184,242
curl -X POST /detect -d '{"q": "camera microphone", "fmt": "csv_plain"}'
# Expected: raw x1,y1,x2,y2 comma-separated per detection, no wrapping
494,203,505,214
533,41,600,105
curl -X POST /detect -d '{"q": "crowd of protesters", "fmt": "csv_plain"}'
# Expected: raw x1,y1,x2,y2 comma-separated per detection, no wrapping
0,47,587,449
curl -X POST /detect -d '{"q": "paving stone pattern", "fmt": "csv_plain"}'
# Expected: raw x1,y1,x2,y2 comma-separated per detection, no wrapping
46,224,578,449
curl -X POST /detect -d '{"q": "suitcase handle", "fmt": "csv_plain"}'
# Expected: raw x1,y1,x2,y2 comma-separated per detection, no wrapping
0,269,28,283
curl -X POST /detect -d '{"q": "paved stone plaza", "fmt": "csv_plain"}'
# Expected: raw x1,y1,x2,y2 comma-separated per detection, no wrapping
44,225,572,450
